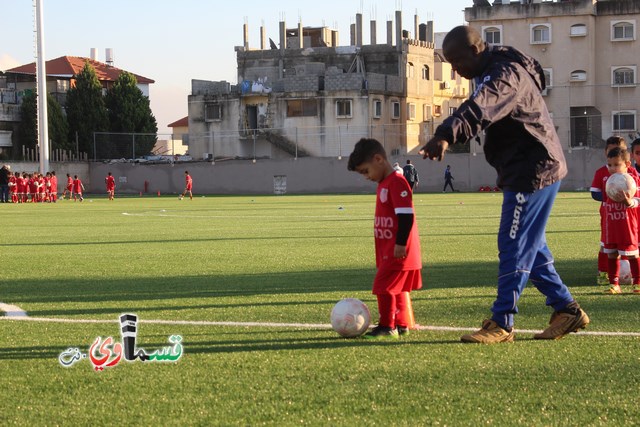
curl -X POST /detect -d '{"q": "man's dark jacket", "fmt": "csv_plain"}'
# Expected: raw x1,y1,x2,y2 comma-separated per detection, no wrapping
434,45,567,192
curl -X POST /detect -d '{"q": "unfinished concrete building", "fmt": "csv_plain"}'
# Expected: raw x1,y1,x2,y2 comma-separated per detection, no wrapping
188,11,467,160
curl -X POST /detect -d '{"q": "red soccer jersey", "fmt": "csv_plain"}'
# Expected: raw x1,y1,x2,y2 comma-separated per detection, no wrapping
73,178,83,193
66,176,73,190
50,176,58,192
28,178,38,193
16,177,25,193
604,174,640,247
106,175,115,190
8,176,17,193
185,174,193,190
374,172,422,271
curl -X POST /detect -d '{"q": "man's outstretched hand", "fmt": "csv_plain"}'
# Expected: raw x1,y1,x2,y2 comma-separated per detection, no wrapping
419,137,449,161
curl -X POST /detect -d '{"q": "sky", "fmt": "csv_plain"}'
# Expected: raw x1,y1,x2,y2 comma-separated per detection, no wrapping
1,0,472,135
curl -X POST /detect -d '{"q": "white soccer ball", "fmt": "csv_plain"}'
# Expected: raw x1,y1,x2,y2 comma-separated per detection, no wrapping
330,298,371,338
606,173,637,203
620,259,633,285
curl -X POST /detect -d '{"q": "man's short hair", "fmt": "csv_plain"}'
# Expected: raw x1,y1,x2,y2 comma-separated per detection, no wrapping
606,136,627,149
348,138,387,171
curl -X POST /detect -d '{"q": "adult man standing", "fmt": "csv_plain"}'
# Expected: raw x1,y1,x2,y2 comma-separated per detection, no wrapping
443,165,455,193
0,164,10,203
420,26,589,343
402,160,419,190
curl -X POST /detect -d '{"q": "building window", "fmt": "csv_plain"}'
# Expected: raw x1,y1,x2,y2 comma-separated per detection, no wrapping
570,70,587,82
422,65,430,80
373,100,382,118
205,103,222,121
407,103,416,120
570,24,587,37
56,80,69,92
612,20,635,41
450,69,457,80
433,105,442,117
336,99,352,118
392,101,400,119
407,62,414,79
423,104,432,121
531,24,551,44
482,26,502,45
286,99,317,117
542,68,552,96
613,111,636,131
448,107,457,116
612,66,636,86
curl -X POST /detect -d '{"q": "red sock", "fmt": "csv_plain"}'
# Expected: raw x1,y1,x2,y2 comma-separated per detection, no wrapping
630,257,640,285
607,257,620,285
376,294,396,328
598,250,608,273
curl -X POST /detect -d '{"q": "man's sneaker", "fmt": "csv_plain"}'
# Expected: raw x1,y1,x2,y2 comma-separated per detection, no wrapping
597,271,609,286
460,319,514,344
364,325,399,340
533,308,590,340
604,284,622,294
396,325,410,336
632,284,640,294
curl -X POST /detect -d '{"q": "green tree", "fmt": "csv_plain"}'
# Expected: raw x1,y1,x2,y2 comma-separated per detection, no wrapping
17,91,70,158
66,61,108,158
105,71,157,158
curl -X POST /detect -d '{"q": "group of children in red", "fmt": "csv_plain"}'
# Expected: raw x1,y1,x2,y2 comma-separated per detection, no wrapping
591,136,640,294
8,171,85,203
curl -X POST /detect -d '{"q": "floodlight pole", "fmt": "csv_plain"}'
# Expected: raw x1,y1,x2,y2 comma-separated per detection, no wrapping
35,0,50,173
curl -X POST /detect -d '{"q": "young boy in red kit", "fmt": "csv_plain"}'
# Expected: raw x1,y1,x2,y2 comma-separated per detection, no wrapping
9,171,17,203
591,136,630,285
72,175,84,201
49,171,58,202
347,138,423,338
602,147,640,294
179,170,193,200
62,173,73,200
105,172,115,200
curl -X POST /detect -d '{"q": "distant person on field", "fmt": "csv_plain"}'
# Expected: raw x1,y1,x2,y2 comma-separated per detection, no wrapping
419,25,588,343
402,159,419,190
601,147,640,294
72,175,84,202
0,164,10,203
590,136,630,286
443,165,455,192
348,138,423,339
180,170,193,200
49,171,58,202
105,172,116,201
62,173,73,200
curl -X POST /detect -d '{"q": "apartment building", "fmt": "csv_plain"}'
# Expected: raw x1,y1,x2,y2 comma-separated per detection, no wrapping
466,0,640,148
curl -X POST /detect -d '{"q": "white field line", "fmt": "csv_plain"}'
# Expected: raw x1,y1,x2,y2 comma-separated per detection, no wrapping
1,305,640,337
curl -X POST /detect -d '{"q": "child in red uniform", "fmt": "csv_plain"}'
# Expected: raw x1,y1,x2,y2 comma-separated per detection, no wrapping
9,171,18,203
105,172,115,200
18,172,27,203
28,174,38,202
591,136,629,285
62,173,73,200
50,171,58,202
180,170,193,200
72,175,84,201
602,147,640,294
348,138,423,338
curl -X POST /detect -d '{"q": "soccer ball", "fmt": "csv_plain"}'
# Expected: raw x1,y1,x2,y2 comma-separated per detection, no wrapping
330,298,371,338
606,173,637,202
619,259,633,285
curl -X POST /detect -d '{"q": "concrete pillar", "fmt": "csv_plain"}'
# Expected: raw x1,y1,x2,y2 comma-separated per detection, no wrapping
426,21,434,43
387,20,393,45
395,10,402,51
298,21,304,48
356,13,363,47
414,13,419,42
260,25,266,50
279,20,286,51
370,20,377,45
350,23,356,46
243,22,249,49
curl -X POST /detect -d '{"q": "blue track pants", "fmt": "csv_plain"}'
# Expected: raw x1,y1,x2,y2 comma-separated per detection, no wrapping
491,181,575,329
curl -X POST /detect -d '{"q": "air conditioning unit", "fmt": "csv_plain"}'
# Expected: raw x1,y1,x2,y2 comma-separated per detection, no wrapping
440,81,451,90
203,153,213,161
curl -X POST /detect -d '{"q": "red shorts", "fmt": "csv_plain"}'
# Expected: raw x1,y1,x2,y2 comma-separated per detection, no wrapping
372,268,422,295
186,184,192,191
107,186,115,191
604,243,639,257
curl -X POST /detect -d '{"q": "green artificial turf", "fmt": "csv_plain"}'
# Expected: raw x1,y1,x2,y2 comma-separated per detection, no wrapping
1,192,639,426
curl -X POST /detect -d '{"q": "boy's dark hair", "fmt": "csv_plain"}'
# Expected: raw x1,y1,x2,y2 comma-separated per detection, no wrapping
632,138,640,149
347,138,387,171
607,146,631,162
406,159,412,164
606,136,627,149
185,170,189,174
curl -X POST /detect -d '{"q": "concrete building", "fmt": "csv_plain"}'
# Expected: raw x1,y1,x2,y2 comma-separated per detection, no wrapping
188,11,469,161
466,0,640,149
